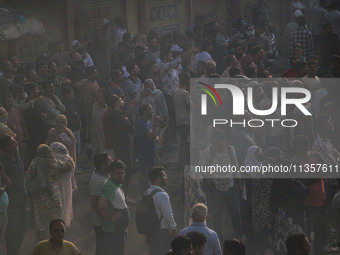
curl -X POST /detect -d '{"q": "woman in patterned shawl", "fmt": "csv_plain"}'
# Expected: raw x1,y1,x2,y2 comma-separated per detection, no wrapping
25,144,73,242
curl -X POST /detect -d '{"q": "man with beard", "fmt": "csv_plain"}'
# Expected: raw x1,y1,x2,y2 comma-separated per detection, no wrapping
2,92,28,160
174,72,191,173
147,36,160,62
159,48,197,152
250,45,271,78
123,62,142,105
23,83,47,166
109,94,134,197
89,152,112,255
146,60,160,89
136,104,159,195
123,62,142,122
98,160,129,255
68,51,86,83
146,166,177,255
74,66,100,157
80,66,100,122
39,81,65,138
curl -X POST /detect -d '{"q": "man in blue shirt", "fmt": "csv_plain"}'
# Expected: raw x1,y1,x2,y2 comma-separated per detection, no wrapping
122,62,142,122
135,103,159,195
179,203,222,255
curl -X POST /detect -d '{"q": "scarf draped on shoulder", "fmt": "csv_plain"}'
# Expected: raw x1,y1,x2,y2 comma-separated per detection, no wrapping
35,144,58,189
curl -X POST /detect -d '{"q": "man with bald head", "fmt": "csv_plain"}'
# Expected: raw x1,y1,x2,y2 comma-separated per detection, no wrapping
179,203,222,255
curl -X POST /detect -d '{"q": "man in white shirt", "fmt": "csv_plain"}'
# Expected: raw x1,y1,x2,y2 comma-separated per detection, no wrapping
159,48,196,151
113,17,127,51
146,167,177,255
201,129,242,241
174,72,191,173
193,39,213,72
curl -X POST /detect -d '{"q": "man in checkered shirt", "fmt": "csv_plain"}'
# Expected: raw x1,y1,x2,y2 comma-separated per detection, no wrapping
312,113,339,252
289,15,315,59
89,152,112,255
313,113,340,167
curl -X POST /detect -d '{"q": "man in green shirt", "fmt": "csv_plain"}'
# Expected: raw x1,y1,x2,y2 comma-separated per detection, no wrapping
98,160,129,255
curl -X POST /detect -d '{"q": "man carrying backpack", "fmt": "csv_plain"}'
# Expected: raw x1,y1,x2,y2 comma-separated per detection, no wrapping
142,166,177,255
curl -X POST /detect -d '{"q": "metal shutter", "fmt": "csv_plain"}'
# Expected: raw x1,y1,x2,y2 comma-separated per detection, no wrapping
192,0,228,34
145,0,186,34
75,0,123,42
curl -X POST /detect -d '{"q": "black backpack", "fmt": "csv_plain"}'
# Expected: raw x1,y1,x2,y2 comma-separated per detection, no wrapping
136,189,163,234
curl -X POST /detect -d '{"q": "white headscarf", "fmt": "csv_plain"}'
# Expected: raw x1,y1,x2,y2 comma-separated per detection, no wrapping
50,142,70,162
244,146,260,167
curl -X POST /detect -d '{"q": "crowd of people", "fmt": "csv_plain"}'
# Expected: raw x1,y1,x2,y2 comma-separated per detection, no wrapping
0,0,339,254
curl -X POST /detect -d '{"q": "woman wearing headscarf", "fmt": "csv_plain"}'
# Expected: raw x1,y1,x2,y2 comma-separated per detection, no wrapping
251,170,275,254
244,146,262,168
243,146,262,204
266,146,307,254
25,144,73,241
0,107,15,139
46,114,76,163
242,146,262,251
262,147,282,164
50,142,76,228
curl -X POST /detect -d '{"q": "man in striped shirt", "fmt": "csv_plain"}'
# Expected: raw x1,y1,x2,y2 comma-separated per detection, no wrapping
89,152,112,255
